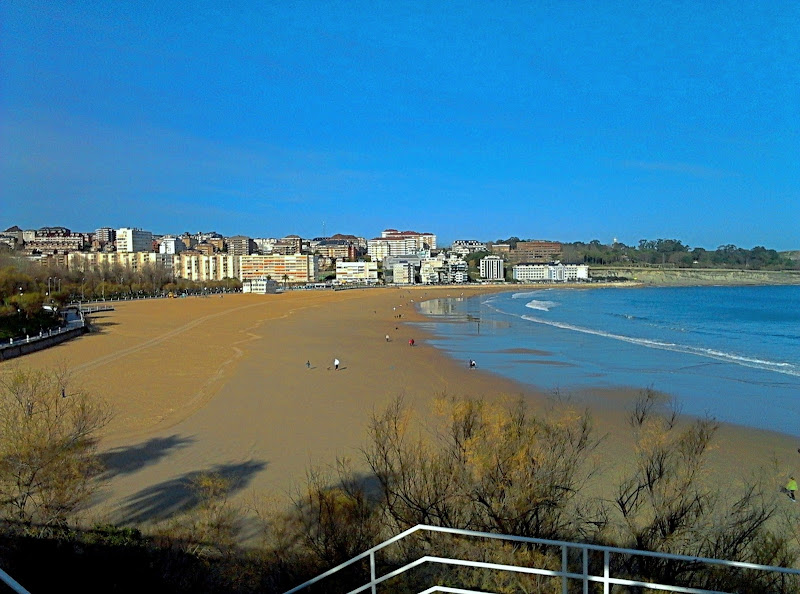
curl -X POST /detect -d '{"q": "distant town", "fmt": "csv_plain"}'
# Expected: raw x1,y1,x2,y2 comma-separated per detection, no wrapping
1,225,797,297
0,225,594,293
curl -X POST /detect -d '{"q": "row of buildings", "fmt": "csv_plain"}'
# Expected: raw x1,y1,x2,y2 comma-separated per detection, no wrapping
2,225,588,287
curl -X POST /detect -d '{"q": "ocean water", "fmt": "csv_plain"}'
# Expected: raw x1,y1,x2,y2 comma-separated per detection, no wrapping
415,285,800,436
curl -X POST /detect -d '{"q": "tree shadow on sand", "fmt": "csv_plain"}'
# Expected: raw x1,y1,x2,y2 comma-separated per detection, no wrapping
98,434,195,479
111,459,268,525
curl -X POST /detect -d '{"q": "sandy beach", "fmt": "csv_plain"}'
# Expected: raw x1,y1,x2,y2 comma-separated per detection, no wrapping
4,286,798,537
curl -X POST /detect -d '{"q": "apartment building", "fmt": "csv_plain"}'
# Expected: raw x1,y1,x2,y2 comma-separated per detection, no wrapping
479,255,505,280
242,277,280,294
177,253,236,281
316,238,358,261
452,239,487,256
508,240,562,263
227,235,255,257
95,227,116,246
392,262,416,285
512,262,589,283
239,254,319,284
68,250,171,274
116,227,153,253
335,260,378,284
159,236,186,254
367,229,437,262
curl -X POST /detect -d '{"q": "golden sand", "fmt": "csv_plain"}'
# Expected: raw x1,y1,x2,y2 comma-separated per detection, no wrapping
4,287,798,529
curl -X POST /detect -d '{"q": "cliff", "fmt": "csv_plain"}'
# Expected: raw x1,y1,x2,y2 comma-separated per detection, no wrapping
589,267,800,286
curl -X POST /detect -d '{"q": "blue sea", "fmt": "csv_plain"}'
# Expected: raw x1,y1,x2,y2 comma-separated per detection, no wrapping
415,285,800,436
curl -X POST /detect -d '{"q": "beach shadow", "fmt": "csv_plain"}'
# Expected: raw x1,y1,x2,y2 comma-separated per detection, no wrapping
98,434,195,479
112,459,269,525
88,320,119,333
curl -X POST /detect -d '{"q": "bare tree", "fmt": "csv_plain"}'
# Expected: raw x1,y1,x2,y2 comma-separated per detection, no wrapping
364,394,603,541
610,389,797,590
0,365,111,532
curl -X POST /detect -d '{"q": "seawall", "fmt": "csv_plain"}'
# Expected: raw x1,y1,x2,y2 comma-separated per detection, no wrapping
0,326,87,362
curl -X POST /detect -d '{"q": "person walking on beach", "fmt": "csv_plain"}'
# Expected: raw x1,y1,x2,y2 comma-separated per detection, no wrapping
306,360,311,369
409,338,414,347
468,359,476,369
385,334,390,342
334,358,340,371
786,477,797,501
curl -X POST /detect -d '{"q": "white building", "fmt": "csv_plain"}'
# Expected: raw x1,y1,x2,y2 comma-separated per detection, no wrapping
116,227,153,253
177,253,237,281
253,238,276,254
479,255,505,281
512,262,589,283
452,240,487,257
367,229,437,262
563,263,590,281
443,258,469,283
159,236,186,254
242,277,280,294
335,260,378,284
392,262,416,285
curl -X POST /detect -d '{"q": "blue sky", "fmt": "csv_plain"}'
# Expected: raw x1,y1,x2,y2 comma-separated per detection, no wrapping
1,1,798,249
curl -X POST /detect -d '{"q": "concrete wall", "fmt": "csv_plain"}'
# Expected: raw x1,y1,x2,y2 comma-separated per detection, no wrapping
0,326,87,362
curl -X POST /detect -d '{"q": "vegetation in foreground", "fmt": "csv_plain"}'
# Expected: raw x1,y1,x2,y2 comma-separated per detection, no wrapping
0,367,798,593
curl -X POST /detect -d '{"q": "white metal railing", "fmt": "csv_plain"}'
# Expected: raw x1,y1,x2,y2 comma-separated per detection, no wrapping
284,524,800,594
0,566,30,594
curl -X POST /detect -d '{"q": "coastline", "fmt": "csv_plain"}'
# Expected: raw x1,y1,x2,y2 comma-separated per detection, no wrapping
3,284,797,535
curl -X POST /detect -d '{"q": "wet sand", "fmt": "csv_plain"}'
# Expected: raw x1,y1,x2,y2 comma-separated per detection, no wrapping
5,286,798,536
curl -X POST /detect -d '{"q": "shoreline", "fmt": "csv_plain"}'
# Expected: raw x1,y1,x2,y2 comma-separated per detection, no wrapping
3,284,797,535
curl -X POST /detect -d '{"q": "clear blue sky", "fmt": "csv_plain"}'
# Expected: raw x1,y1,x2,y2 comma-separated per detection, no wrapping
2,1,798,249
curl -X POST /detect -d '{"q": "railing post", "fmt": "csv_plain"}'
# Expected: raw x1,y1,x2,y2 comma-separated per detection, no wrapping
604,549,609,594
562,545,568,594
370,551,376,594
583,547,588,594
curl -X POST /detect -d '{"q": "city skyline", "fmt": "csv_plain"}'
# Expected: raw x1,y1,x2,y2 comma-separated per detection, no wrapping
2,2,798,250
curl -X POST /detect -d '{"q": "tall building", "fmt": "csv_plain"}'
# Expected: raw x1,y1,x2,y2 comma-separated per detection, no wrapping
116,227,153,253
95,227,116,245
227,235,255,257
479,255,505,280
367,229,437,262
239,254,319,284
159,236,186,254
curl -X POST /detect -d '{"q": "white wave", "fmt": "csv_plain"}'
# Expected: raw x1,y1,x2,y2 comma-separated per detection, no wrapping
520,315,800,378
524,300,559,312
512,290,552,299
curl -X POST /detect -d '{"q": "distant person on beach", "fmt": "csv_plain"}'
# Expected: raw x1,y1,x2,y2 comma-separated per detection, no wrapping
334,358,340,371
469,359,476,369
409,338,414,347
306,360,311,369
385,334,390,342
786,477,797,501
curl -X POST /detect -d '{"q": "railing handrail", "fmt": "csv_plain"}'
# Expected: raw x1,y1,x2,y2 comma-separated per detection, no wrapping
0,566,31,594
284,524,800,594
